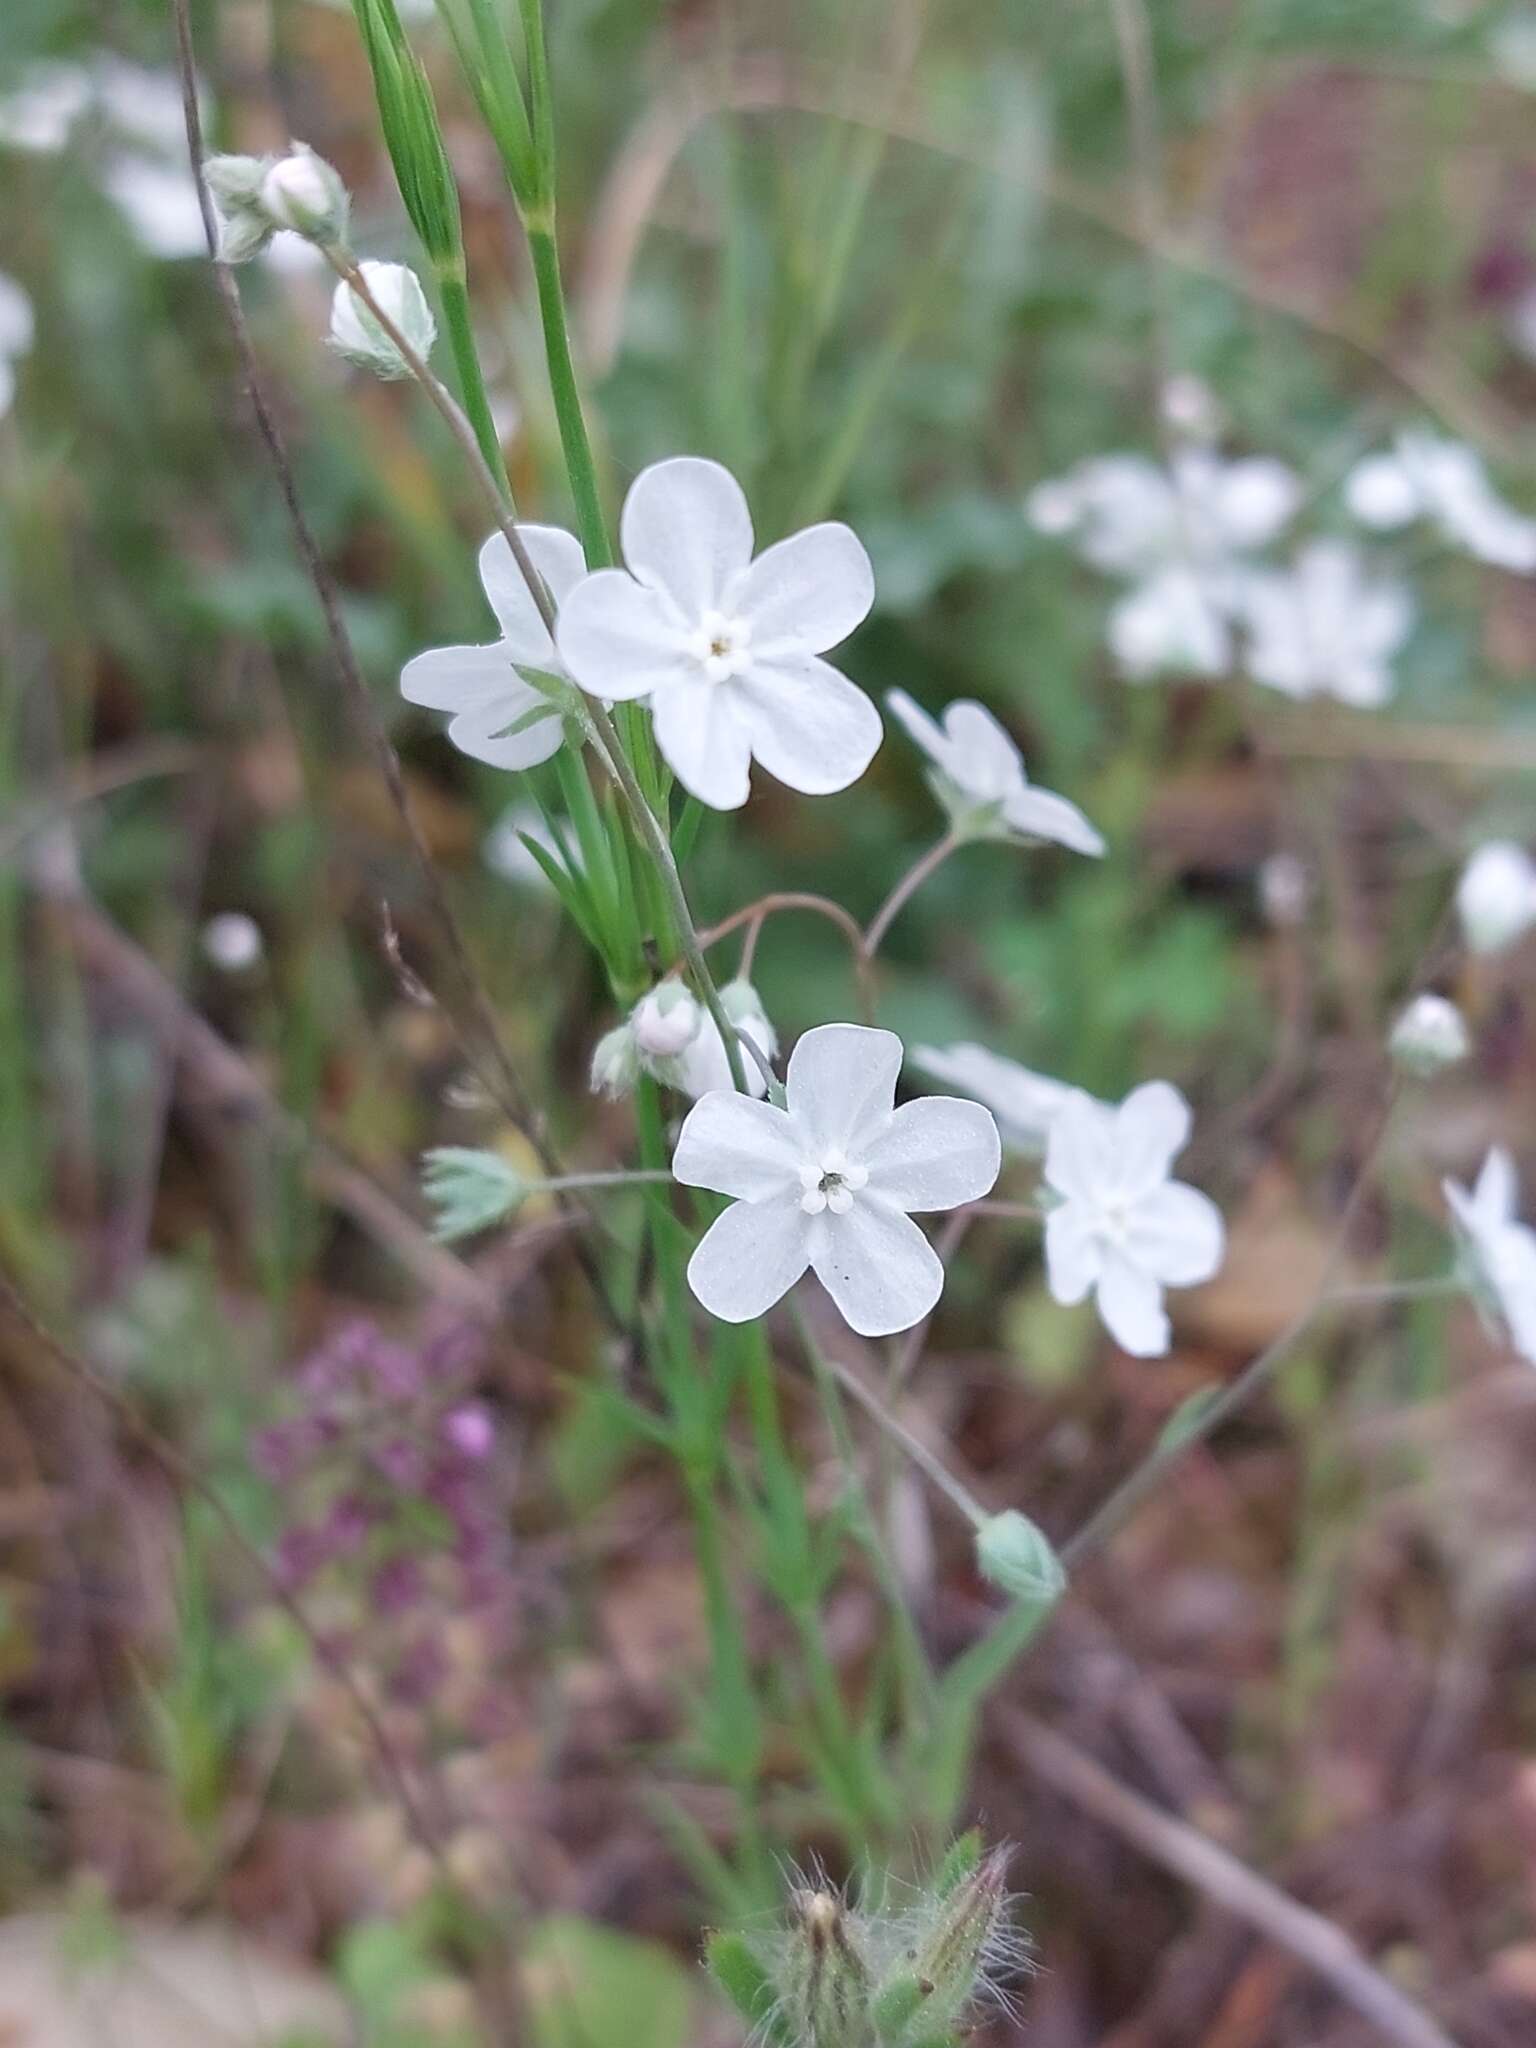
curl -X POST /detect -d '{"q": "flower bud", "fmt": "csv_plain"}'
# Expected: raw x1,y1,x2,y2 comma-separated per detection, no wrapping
1389,993,1469,1075
202,151,273,263
259,144,348,243
631,979,701,1059
1456,840,1536,954
420,1147,526,1241
902,1845,1014,2035
328,261,436,380
781,1888,871,2048
975,1510,1066,1606
589,1022,639,1100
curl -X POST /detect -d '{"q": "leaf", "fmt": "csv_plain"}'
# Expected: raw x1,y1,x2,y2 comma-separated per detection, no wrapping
1156,1383,1224,1453
523,1917,694,2048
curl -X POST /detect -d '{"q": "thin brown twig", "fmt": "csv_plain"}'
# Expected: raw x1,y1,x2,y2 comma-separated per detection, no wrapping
1004,1709,1460,2048
865,831,962,955
697,890,877,1021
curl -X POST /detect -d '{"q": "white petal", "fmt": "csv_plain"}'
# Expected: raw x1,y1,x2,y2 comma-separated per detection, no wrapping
1345,454,1420,529
555,569,692,702
738,522,874,653
620,456,754,615
912,1043,1081,1155
1043,1090,1121,1204
942,702,1023,798
1095,1255,1171,1356
651,673,754,810
447,691,565,770
478,525,586,665
862,1096,1001,1212
1213,458,1300,548
687,1197,811,1323
1489,1226,1536,1363
1124,1182,1225,1286
1475,1147,1519,1229
1002,784,1106,857
808,1199,944,1337
733,653,882,796
1044,1203,1101,1305
1113,1082,1192,1195
673,1092,804,1199
401,643,514,711
786,1023,903,1153
886,688,949,769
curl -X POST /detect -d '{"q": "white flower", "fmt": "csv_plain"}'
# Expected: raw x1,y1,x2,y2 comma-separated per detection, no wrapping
555,457,881,810
200,911,264,972
1042,1082,1224,1357
1028,448,1300,679
1456,841,1536,954
673,1023,1001,1336
329,261,437,380
1237,540,1414,707
1389,993,1469,1074
0,272,34,417
484,804,567,890
1491,9,1536,90
1443,1149,1536,1365
1259,851,1310,927
259,145,347,242
401,527,583,769
0,63,92,153
886,691,1104,853
1345,430,1536,572
102,156,208,260
911,1043,1089,1156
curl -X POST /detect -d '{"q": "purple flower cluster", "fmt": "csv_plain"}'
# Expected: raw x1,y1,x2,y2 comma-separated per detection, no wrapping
256,1315,514,1721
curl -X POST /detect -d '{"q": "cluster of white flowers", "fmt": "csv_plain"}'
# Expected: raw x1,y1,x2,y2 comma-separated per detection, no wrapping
1443,1150,1536,1367
594,978,776,1104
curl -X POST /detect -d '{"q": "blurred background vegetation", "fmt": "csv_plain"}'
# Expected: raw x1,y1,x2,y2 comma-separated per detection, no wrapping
1,0,1536,2040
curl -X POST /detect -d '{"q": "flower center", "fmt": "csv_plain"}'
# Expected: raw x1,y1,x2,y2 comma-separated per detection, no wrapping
798,1146,870,1217
685,608,753,683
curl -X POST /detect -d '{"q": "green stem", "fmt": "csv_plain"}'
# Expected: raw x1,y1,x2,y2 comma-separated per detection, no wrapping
437,270,508,487
526,224,611,567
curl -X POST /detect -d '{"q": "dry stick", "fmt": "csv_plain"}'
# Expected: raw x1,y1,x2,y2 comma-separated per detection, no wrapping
328,257,750,1098
0,1268,446,1862
1003,1709,1460,2048
168,36,622,1337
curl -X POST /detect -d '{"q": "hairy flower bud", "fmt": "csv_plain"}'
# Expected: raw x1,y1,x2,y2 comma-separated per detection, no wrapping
420,1147,526,1241
259,143,349,243
902,1846,1015,2036
202,151,273,263
631,979,702,1059
974,1510,1066,1606
590,1022,639,1100
328,261,436,380
781,1888,871,2048
1389,993,1469,1076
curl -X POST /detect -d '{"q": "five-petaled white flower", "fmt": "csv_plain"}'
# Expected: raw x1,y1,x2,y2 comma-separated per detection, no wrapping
555,457,882,810
886,691,1104,854
912,1042,1094,1156
1345,429,1536,573
1237,540,1413,707
1443,1148,1536,1366
401,527,584,769
1028,448,1300,680
1042,1081,1224,1357
673,1023,1000,1336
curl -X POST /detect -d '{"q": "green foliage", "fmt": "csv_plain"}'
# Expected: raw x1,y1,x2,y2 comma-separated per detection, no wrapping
523,1916,695,2048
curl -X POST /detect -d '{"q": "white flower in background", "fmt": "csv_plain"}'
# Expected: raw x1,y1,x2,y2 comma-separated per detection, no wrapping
484,804,567,890
911,1043,1089,1156
200,911,264,972
329,261,438,380
1489,9,1536,91
1389,993,1469,1075
1028,448,1300,679
102,155,208,260
555,457,881,810
1259,851,1310,928
0,272,35,417
1456,840,1536,954
1042,1082,1224,1357
886,691,1104,854
1345,429,1536,572
0,63,92,152
1237,540,1414,707
1160,374,1224,443
1443,1149,1536,1365
402,527,581,769
674,1023,1001,1336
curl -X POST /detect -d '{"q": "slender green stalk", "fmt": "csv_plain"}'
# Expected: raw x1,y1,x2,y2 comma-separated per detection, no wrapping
527,225,611,567
437,271,507,482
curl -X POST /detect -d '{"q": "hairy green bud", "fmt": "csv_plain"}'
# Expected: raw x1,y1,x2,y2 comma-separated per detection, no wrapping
974,1509,1065,1607
420,1146,526,1241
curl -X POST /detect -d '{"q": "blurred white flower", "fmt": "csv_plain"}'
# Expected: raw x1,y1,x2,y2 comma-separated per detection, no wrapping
1237,540,1414,707
92,59,192,157
1029,448,1299,679
1489,8,1536,90
1456,840,1536,953
0,63,92,152
1389,993,1469,1075
555,457,881,810
911,1042,1089,1156
1160,374,1224,442
1443,1149,1536,1365
1042,1081,1224,1357
200,911,264,972
886,691,1104,853
0,271,35,417
402,527,581,769
329,261,437,379
483,804,566,889
1345,430,1536,572
674,1023,1000,1336
103,155,207,260
1259,851,1310,927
